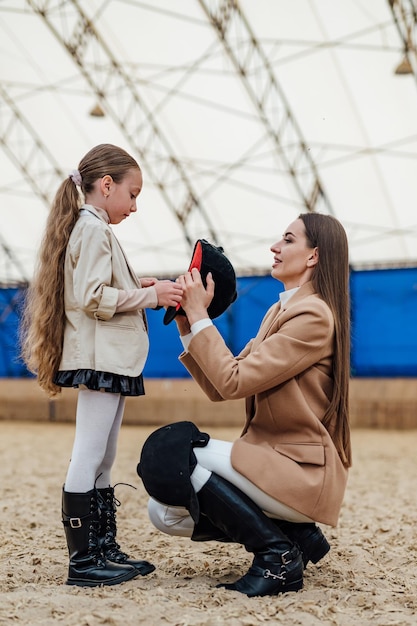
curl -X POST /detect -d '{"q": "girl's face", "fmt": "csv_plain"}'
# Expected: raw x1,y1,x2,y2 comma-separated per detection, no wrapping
270,218,318,289
104,168,143,225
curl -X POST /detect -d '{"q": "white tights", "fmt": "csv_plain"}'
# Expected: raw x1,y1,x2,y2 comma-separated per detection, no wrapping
64,389,125,493
148,438,312,537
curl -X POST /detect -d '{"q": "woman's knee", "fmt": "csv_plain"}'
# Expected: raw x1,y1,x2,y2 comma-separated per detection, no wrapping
147,498,194,538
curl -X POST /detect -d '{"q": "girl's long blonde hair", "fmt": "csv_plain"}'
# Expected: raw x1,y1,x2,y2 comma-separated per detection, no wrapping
20,144,141,396
300,213,352,468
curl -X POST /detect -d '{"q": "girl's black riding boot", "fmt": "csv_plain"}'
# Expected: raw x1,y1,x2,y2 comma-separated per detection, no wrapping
197,473,303,597
96,486,155,576
62,488,140,587
272,520,330,568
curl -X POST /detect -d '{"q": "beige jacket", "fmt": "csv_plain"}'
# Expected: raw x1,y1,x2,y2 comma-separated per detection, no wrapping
180,282,348,526
59,205,155,376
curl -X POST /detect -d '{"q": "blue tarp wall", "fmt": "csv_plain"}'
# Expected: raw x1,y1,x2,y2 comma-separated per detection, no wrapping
350,267,417,376
0,287,28,377
1,267,417,378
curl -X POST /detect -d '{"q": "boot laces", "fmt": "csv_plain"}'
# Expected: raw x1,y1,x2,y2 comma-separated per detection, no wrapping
95,477,137,510
95,479,137,560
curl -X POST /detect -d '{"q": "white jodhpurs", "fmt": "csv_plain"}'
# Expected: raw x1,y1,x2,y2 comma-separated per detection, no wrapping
147,438,313,537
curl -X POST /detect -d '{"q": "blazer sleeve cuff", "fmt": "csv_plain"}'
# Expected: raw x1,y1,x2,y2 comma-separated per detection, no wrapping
95,285,118,320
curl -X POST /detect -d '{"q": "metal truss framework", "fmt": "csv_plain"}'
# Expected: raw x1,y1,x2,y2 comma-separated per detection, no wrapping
27,0,218,248
388,0,417,83
3,0,411,287
0,0,416,341
0,0,336,284
0,82,66,283
197,0,334,216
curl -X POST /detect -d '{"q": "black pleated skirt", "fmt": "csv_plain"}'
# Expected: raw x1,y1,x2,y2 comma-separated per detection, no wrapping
53,369,145,397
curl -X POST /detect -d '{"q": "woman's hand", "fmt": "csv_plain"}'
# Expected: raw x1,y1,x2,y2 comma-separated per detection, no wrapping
177,268,215,325
174,314,191,336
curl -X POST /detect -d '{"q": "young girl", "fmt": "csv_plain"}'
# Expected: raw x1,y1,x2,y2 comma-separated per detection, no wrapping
21,143,183,587
139,213,351,597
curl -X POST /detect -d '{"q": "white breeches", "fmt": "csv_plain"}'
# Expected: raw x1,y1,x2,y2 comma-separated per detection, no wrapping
148,438,312,537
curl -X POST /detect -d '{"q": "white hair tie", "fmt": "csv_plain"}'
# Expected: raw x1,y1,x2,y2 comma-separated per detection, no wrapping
69,169,82,186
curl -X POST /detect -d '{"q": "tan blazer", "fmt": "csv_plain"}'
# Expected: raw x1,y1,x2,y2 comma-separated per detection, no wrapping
59,205,151,376
180,282,348,526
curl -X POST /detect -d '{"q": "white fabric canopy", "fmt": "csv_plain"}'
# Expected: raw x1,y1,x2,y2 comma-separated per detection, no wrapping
1,0,416,283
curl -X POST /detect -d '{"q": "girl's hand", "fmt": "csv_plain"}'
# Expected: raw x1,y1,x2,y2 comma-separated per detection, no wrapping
141,276,158,288
153,280,183,308
177,268,215,325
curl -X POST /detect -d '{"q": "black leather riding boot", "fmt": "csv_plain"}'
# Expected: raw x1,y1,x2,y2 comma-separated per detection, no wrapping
197,473,303,597
62,488,139,587
191,513,231,543
272,520,330,568
96,486,155,576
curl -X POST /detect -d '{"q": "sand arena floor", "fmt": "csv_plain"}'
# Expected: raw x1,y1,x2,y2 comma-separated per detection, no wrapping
1,421,416,626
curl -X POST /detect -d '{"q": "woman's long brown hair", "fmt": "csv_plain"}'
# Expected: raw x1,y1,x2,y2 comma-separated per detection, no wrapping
300,212,352,468
20,144,141,396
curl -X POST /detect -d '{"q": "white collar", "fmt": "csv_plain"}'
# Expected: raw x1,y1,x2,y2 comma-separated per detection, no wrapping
279,286,300,308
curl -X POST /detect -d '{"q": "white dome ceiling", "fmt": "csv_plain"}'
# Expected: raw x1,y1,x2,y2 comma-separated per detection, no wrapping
1,0,416,283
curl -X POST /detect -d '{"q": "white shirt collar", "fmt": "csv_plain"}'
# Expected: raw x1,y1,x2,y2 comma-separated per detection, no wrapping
279,286,300,308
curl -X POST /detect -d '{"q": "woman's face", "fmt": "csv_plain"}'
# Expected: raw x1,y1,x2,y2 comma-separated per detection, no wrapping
270,218,318,289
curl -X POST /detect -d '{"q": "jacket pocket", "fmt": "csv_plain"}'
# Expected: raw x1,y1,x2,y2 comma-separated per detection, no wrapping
95,315,148,374
273,442,325,466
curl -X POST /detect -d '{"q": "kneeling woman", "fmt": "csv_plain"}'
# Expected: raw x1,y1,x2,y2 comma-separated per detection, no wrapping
140,213,351,597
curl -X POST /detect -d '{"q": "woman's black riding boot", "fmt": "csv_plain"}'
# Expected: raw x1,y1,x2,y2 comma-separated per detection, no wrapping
96,486,155,576
191,513,231,543
197,473,303,597
272,520,330,568
62,488,140,587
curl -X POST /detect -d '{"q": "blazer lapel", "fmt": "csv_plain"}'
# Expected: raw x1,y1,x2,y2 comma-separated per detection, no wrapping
251,301,281,349
250,282,316,350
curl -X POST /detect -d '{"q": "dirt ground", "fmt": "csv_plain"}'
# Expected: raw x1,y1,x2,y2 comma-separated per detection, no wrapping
1,421,416,626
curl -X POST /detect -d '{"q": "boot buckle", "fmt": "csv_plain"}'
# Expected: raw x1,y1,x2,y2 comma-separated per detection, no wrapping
281,550,294,565
69,517,82,529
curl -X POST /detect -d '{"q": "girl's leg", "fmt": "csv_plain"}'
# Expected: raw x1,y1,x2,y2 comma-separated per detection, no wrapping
64,389,122,492
61,391,145,586
95,395,125,488
65,393,154,574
